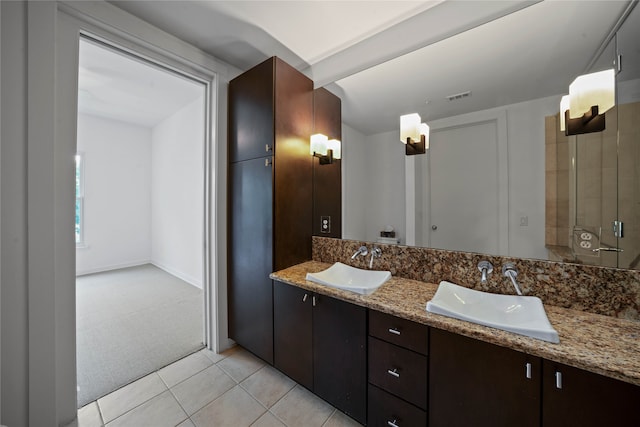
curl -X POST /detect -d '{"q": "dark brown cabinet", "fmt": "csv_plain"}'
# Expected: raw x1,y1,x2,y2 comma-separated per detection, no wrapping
368,310,429,426
312,87,342,238
228,57,313,364
542,359,640,426
429,328,541,427
273,281,367,424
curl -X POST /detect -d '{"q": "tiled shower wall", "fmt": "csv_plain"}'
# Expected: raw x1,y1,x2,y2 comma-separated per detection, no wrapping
312,236,640,321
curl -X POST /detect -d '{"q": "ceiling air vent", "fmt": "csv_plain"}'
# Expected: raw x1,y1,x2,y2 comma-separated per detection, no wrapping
446,91,472,101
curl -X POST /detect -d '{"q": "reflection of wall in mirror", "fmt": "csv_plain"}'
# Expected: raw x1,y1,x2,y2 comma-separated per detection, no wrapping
545,91,640,270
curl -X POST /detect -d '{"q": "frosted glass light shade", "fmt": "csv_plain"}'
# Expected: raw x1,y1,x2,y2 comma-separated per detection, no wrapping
327,139,341,159
559,95,570,131
568,69,615,119
419,122,430,149
310,133,328,156
400,113,421,143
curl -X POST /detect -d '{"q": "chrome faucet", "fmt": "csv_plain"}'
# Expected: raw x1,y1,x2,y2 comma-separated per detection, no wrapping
502,263,523,295
477,261,493,284
369,246,382,269
351,245,368,259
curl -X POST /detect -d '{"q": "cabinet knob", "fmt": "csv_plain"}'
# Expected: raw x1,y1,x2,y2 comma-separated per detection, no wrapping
387,368,400,378
265,158,272,167
312,295,317,307
525,362,532,379
387,420,399,427
265,144,273,152
302,294,308,303
388,328,401,336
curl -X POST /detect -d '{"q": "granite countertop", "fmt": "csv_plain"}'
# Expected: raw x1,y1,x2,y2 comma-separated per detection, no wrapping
270,260,640,387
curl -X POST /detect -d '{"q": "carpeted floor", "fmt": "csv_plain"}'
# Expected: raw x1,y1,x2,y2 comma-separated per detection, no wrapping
76,264,204,407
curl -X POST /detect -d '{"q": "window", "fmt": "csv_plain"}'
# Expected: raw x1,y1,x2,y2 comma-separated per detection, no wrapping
75,153,85,245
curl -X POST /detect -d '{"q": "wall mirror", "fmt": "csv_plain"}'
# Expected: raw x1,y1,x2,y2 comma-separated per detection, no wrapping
338,1,640,270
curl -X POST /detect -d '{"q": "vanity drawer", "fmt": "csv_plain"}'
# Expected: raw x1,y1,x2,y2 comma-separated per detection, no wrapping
369,310,428,355
368,384,426,427
369,336,428,409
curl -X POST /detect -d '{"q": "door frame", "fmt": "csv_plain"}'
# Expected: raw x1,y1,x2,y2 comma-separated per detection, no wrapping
406,108,508,255
25,1,234,424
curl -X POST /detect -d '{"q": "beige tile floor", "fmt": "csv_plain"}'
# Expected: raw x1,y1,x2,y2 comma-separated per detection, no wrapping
78,346,363,427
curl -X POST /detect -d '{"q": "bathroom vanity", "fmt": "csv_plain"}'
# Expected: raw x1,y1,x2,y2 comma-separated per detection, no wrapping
270,260,640,427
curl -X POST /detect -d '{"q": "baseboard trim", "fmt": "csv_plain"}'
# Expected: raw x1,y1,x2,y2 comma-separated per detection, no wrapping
76,260,151,277
151,261,203,289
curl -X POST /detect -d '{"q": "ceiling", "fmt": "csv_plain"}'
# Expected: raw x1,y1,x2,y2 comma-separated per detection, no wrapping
78,38,204,127
102,0,635,134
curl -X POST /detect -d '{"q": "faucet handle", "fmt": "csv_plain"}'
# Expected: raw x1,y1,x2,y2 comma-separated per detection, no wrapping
351,245,368,259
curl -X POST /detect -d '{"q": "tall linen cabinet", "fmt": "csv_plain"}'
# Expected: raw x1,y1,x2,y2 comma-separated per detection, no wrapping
227,57,313,363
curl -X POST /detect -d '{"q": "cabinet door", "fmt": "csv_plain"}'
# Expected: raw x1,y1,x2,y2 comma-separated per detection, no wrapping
429,328,541,427
313,294,367,425
273,281,313,390
542,359,640,426
228,157,274,364
228,58,274,163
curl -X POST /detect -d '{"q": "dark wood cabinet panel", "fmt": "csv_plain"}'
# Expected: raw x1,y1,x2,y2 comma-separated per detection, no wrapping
368,384,426,427
313,294,367,424
369,310,428,355
542,359,640,426
369,336,428,410
429,328,541,427
273,281,313,389
228,58,274,163
228,158,274,364
272,58,313,270
228,57,314,365
312,87,342,238
272,281,367,425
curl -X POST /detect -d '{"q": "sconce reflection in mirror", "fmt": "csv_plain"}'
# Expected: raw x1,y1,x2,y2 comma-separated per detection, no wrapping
311,133,341,165
560,68,615,136
400,113,429,155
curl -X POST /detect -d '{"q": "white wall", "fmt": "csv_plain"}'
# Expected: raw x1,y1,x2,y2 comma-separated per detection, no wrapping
151,96,204,288
365,130,406,243
344,94,560,259
76,113,152,275
341,124,367,240
506,95,559,259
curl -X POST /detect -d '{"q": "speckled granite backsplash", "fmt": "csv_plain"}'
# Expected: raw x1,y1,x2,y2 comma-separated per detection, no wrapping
312,237,640,321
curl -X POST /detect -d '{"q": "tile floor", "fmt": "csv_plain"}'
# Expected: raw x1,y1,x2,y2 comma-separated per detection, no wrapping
77,346,363,427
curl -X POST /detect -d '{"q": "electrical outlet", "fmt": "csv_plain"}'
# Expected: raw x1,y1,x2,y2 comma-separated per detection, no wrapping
520,216,528,226
580,232,592,240
579,240,592,249
321,216,331,233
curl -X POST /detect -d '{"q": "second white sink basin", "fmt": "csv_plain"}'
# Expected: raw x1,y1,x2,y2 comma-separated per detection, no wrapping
426,281,559,343
306,262,391,295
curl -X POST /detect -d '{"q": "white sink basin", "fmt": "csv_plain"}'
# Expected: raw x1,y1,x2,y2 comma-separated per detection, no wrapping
426,281,559,343
305,262,391,295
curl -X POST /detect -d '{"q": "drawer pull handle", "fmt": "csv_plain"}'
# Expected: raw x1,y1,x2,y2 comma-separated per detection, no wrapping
555,371,563,389
388,328,401,335
387,368,400,378
387,420,399,427
302,294,308,303
525,362,532,379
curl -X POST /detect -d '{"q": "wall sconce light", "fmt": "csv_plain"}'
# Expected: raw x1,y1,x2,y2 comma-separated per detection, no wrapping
400,113,429,155
559,68,615,136
310,133,341,165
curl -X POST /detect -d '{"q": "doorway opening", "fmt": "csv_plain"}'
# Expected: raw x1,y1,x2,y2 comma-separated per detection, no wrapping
75,36,209,407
